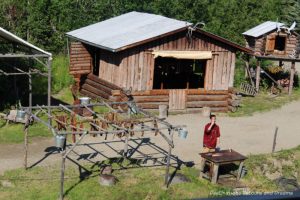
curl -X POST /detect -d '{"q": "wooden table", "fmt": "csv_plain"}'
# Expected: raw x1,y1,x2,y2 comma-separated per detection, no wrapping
199,149,247,184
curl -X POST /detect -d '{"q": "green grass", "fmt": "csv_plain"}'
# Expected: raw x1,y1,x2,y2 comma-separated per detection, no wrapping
0,163,229,200
0,119,51,144
229,89,300,117
242,145,300,191
52,87,74,105
1,146,299,199
52,55,74,94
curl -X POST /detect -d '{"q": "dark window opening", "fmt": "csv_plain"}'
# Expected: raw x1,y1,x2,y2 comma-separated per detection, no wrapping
153,57,206,89
92,49,100,76
274,36,286,51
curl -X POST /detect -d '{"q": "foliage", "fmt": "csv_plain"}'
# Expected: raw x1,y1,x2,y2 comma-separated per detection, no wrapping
0,0,297,54
52,55,73,93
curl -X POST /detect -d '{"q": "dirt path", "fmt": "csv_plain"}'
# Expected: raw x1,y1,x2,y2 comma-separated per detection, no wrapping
1,100,300,175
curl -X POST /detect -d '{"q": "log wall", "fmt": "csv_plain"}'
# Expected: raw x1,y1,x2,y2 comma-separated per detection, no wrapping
245,31,298,56
69,42,92,83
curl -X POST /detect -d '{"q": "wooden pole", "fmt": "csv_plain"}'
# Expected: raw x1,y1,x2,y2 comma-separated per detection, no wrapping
24,126,29,169
164,130,173,187
255,60,261,92
60,151,66,200
47,57,52,126
124,133,129,157
272,127,278,153
244,56,254,86
288,62,295,96
29,69,32,111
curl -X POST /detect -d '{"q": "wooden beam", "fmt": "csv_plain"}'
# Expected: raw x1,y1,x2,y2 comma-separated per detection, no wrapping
255,60,261,92
0,54,49,58
289,62,296,95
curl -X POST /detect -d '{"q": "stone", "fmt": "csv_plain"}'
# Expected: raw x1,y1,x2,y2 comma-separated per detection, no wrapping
1,180,15,188
202,107,211,117
265,171,282,180
101,165,112,175
99,174,117,186
167,173,191,185
281,160,293,166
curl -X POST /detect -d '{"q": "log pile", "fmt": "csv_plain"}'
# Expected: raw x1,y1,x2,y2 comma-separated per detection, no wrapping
80,73,122,100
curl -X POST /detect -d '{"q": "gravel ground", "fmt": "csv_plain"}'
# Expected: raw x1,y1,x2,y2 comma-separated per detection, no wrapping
1,99,300,175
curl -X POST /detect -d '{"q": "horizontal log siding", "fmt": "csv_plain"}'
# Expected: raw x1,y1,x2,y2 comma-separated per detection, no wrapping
249,31,299,56
186,89,228,111
110,89,229,111
69,42,92,80
97,30,236,91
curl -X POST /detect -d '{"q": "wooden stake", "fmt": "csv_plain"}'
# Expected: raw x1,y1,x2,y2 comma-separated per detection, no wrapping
24,126,28,169
256,60,261,92
164,130,173,187
47,57,52,126
288,62,295,96
60,151,66,200
124,133,129,157
272,127,278,153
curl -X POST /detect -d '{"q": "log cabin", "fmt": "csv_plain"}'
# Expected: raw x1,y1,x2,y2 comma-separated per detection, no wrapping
66,11,252,112
243,21,300,94
243,21,300,58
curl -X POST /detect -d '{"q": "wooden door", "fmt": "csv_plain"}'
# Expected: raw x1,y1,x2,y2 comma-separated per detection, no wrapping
169,89,187,110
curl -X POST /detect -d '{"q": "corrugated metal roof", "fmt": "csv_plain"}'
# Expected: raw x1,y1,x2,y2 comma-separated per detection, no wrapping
66,11,191,52
0,27,52,56
242,21,285,38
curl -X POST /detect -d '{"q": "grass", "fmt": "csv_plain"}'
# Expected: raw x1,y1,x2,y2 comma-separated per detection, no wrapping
242,145,300,192
0,163,229,200
1,146,299,199
229,89,300,117
0,119,51,144
52,55,74,94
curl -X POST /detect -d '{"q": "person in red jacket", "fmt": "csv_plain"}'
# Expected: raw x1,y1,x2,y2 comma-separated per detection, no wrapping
200,114,221,177
203,114,220,152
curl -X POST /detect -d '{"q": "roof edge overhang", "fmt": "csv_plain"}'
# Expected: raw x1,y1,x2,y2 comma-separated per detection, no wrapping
0,27,52,57
195,28,253,55
66,26,191,52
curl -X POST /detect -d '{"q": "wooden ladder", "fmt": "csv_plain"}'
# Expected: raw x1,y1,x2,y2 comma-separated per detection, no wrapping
240,82,257,96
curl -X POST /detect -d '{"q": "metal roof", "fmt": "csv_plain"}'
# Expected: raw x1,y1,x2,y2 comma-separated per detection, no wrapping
0,27,52,57
242,21,285,38
66,11,192,52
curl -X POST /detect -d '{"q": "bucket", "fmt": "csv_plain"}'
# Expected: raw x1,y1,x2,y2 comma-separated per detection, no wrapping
79,97,90,105
178,128,188,139
55,135,66,149
16,110,26,121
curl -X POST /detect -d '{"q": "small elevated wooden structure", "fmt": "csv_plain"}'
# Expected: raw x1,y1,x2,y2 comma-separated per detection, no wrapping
66,11,252,112
243,21,300,94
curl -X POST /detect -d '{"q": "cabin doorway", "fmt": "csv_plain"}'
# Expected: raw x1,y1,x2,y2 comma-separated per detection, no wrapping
153,57,207,110
153,57,206,89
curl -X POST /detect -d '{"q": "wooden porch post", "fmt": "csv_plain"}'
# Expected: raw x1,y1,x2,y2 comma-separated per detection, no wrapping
288,61,295,95
256,60,261,92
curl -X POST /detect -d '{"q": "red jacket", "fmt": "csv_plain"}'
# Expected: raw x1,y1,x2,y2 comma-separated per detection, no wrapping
203,123,220,148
